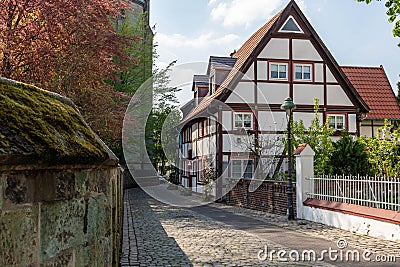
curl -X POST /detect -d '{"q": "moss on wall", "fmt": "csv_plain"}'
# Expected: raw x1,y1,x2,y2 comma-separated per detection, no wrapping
0,78,109,165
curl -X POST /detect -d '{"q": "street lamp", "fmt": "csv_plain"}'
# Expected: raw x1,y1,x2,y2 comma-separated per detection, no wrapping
280,97,296,220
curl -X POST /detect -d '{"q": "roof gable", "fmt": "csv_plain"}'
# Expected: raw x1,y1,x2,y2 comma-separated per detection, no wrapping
180,0,369,125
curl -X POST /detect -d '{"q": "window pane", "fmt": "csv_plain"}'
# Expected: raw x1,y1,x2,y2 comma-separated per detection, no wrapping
271,64,278,72
235,121,242,128
244,120,252,128
304,72,311,80
279,65,287,72
304,66,311,73
244,161,254,178
295,72,302,80
295,65,302,73
271,71,278,79
336,116,344,129
328,117,335,128
243,114,251,121
232,161,241,177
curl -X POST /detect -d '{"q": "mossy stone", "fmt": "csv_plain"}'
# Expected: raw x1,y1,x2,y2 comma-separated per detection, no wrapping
0,78,110,165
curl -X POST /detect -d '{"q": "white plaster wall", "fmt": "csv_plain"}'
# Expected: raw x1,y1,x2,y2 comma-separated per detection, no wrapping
222,111,232,131
223,134,252,153
360,125,372,138
293,112,322,129
327,85,353,106
348,114,357,133
326,67,337,83
226,82,254,103
244,64,254,80
303,206,400,242
292,39,322,61
258,111,287,132
257,61,268,80
258,38,289,59
257,83,289,104
314,63,324,83
293,84,324,105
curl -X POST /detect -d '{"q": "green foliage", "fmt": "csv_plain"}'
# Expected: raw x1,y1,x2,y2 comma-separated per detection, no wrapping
330,132,371,175
114,12,153,95
291,99,334,175
357,0,400,46
359,120,400,177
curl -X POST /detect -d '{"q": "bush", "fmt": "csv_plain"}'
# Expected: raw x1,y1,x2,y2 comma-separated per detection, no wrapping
329,132,370,175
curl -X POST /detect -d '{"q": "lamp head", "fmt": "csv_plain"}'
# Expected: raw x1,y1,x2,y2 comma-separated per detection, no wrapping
280,97,296,115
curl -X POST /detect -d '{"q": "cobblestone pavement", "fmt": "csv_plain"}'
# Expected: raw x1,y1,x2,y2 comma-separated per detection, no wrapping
121,188,400,267
209,203,400,256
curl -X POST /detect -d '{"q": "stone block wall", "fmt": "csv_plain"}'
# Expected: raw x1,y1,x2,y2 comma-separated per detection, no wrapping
226,178,296,216
0,165,123,266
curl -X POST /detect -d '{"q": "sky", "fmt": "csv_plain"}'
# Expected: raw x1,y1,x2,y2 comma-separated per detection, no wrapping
149,0,400,106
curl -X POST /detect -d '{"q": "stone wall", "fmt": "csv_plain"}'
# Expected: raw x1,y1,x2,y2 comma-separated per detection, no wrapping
226,178,296,216
0,165,123,266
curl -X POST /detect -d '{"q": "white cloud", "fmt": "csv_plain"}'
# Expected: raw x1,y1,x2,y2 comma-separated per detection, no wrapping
297,0,307,12
210,0,284,27
208,0,218,6
156,32,240,49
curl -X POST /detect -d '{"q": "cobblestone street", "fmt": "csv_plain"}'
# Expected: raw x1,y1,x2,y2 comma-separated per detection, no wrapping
121,188,400,267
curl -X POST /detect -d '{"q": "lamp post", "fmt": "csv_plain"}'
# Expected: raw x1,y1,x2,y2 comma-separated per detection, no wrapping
280,97,296,220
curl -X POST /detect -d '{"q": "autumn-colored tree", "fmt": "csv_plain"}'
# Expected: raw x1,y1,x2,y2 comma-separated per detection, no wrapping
0,0,135,91
0,0,138,156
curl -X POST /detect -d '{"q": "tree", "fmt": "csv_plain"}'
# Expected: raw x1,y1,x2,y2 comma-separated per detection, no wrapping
113,12,153,95
397,81,400,104
0,0,135,92
0,0,137,160
359,120,400,177
357,0,400,45
291,99,334,175
145,62,182,174
329,132,371,175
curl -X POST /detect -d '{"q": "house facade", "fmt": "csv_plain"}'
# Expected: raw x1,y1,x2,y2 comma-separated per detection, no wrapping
178,0,373,194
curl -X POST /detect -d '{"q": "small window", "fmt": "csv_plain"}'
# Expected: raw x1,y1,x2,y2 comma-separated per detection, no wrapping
234,113,253,129
270,63,288,80
232,159,254,179
328,115,345,130
294,64,312,81
279,16,303,33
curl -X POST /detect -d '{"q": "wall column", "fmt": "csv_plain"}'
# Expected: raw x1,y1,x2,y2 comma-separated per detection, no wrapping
295,144,315,219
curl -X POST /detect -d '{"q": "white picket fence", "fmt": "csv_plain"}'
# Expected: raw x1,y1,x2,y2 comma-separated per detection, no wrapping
306,175,400,211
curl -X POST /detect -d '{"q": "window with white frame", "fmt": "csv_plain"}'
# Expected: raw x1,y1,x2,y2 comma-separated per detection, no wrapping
234,113,253,129
294,64,312,81
328,115,345,130
269,63,288,80
231,159,254,179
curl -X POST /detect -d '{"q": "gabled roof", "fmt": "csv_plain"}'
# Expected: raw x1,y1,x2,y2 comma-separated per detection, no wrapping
206,56,238,75
192,75,209,90
180,0,369,126
342,66,400,120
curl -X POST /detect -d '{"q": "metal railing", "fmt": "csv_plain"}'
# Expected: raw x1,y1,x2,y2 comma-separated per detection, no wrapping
306,175,400,211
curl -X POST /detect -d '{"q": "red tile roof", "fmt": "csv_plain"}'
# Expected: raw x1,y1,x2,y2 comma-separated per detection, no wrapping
341,66,400,120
